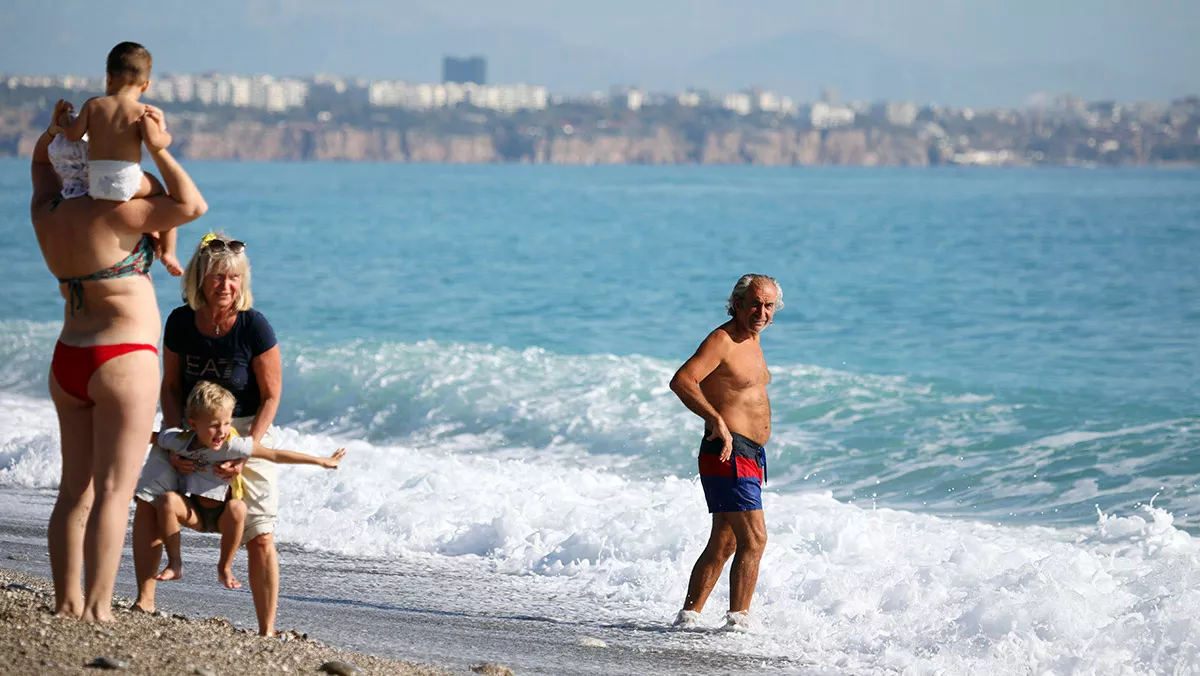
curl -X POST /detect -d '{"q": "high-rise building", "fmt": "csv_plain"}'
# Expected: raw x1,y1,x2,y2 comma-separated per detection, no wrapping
442,56,487,85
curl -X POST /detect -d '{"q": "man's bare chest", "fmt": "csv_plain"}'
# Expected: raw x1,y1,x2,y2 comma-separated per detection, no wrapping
715,349,770,390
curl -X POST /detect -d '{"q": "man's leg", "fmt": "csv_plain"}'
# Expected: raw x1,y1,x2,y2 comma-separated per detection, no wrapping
246,533,279,636
132,499,162,612
723,510,767,613
682,513,737,613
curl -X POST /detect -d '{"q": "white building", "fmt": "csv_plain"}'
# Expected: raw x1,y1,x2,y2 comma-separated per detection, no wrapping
368,80,405,107
723,92,752,116
282,79,308,109
264,82,288,112
173,75,195,103
610,86,644,111
195,78,216,106
624,88,645,111
214,79,232,106
809,102,855,128
750,90,798,116
145,79,174,102
144,73,306,111
229,76,252,107
755,91,780,113
477,84,548,112
368,80,547,113
874,101,918,126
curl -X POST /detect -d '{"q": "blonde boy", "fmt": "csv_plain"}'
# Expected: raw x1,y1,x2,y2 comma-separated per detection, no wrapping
143,382,345,589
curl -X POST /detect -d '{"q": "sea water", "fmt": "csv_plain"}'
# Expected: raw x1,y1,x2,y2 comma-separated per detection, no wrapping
1,161,1198,673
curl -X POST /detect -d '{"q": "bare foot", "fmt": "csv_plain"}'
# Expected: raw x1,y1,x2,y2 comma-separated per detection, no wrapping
81,609,116,623
54,601,83,619
155,564,183,582
130,600,155,614
161,253,184,277
218,567,242,590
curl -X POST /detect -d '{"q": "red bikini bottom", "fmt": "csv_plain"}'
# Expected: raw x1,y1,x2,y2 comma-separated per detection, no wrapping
51,341,158,404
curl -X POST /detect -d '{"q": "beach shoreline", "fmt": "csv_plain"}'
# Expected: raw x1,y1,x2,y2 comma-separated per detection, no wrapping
0,567,457,676
0,488,801,676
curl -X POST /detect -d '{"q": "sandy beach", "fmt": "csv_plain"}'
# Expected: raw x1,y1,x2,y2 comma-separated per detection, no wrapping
0,568,463,676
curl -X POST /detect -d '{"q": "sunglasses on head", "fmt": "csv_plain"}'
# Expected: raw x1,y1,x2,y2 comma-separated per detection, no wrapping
204,239,246,254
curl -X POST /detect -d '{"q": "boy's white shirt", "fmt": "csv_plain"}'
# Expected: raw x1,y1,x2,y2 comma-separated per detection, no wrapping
158,428,254,501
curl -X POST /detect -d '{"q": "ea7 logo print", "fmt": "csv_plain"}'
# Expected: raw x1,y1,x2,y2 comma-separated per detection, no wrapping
185,355,235,380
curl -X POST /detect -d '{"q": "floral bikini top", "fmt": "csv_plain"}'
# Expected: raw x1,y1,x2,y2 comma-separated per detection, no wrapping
56,233,155,316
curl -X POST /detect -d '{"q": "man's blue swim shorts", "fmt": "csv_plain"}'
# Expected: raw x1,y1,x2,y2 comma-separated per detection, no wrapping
697,431,767,513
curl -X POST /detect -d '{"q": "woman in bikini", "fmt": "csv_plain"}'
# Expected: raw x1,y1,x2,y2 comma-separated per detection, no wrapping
30,99,208,622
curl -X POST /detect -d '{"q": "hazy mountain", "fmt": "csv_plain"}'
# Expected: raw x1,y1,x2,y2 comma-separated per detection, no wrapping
674,31,950,102
674,31,1193,105
950,61,1191,106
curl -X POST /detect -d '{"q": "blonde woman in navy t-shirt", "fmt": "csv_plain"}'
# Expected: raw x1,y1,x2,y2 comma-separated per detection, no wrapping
130,231,285,636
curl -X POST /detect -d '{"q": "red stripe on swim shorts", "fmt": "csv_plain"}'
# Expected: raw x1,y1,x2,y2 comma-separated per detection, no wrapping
735,456,762,482
698,454,731,477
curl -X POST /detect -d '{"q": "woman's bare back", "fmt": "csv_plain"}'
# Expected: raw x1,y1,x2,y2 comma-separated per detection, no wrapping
32,197,162,345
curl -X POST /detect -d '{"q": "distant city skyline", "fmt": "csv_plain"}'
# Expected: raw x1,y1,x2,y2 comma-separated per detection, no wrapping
1,0,1196,106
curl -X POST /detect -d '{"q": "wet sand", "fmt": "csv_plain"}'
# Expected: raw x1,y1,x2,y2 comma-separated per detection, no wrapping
0,567,456,675
0,489,808,675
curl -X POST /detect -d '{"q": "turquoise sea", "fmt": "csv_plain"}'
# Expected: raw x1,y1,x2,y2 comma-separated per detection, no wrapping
1,161,1198,673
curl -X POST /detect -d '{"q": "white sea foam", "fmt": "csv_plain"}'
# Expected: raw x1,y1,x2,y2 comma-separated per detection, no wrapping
1035,420,1190,450
3,321,1196,524
2,390,1199,673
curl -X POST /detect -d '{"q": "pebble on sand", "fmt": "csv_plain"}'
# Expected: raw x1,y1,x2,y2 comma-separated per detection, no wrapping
319,660,364,675
86,656,130,670
470,663,516,676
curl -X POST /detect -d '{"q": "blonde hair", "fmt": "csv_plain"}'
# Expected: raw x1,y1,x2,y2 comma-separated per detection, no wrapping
181,231,254,311
186,381,236,420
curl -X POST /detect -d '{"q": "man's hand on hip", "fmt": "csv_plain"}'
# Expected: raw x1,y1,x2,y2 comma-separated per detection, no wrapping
707,418,734,462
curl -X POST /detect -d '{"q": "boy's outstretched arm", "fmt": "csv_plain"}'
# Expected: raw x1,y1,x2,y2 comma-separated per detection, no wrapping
61,98,93,142
251,443,346,469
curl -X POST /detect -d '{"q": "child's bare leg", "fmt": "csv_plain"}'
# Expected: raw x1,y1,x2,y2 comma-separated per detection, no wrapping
146,232,165,265
217,499,248,590
157,228,183,277
155,492,197,581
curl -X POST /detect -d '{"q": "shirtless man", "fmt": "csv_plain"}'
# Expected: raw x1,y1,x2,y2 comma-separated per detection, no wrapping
669,274,782,631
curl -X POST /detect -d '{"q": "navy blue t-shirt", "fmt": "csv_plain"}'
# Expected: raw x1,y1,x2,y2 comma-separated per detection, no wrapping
164,306,278,418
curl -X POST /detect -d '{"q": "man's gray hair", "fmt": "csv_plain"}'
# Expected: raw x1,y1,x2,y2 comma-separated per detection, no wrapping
726,274,784,317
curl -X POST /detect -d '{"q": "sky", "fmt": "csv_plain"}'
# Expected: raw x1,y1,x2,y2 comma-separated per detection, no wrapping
1,0,1196,105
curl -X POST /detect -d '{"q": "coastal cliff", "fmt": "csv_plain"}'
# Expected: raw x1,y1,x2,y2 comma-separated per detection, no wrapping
2,96,1196,165
122,123,935,165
